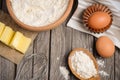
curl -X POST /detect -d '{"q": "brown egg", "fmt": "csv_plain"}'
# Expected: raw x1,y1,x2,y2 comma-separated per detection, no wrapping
96,36,115,58
88,12,111,29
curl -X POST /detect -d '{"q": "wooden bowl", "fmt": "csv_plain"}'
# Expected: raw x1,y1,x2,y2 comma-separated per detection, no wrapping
6,0,73,31
68,48,100,80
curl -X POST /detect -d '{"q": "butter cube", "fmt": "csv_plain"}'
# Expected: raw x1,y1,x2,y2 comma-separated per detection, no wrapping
9,31,23,48
10,31,31,53
16,36,31,53
0,26,15,45
0,22,5,37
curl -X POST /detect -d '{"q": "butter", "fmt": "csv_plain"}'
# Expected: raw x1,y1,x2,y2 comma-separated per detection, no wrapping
10,31,31,53
15,36,31,53
0,26,15,45
0,22,31,54
0,22,5,37
10,31,23,48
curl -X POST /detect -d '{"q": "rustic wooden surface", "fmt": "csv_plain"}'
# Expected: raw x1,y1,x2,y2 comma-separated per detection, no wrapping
0,10,38,64
0,0,120,80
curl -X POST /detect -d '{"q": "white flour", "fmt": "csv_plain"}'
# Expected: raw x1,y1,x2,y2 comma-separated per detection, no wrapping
70,51,97,79
96,58,109,77
10,0,69,27
59,66,69,80
99,70,109,77
97,59,105,68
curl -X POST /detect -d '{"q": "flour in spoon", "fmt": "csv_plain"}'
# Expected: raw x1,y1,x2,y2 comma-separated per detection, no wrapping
70,51,97,79
10,0,69,27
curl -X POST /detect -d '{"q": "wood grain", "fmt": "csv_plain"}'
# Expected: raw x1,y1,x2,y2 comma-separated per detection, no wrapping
115,48,120,80
33,31,50,80
0,57,15,80
15,42,34,80
50,24,72,80
0,1,15,80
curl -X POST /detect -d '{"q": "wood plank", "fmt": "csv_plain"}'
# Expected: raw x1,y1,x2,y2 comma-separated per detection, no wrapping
32,31,50,80
0,1,15,80
15,42,34,80
50,24,73,80
15,26,50,80
72,30,94,51
0,57,15,80
115,48,120,80
93,38,114,80
71,29,94,80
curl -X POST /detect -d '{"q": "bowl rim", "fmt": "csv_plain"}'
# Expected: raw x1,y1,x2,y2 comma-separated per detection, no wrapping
6,0,73,31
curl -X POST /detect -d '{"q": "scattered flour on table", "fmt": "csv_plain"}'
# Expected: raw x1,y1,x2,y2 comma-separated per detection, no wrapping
59,66,69,80
97,58,105,68
96,58,109,77
99,70,109,77
57,57,60,60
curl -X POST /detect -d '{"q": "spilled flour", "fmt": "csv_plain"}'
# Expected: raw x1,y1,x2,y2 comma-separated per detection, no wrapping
99,70,109,77
59,66,69,80
96,58,109,77
97,59,105,68
59,58,109,80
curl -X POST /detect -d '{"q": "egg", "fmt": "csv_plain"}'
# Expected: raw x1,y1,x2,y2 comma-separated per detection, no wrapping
88,12,111,29
96,36,115,58
83,3,113,33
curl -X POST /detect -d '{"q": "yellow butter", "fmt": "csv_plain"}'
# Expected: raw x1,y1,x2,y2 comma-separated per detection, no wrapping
9,31,23,48
0,26,15,45
15,36,31,53
16,36,31,53
10,31,31,53
0,22,31,54
0,22,5,37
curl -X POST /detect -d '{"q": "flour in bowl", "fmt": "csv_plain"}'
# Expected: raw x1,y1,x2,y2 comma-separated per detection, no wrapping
10,0,69,27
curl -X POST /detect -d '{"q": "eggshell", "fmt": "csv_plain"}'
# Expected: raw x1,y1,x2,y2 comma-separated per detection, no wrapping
88,12,111,29
83,3,113,33
96,36,115,58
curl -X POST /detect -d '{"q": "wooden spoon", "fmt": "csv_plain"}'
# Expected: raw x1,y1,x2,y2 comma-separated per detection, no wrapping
68,48,100,80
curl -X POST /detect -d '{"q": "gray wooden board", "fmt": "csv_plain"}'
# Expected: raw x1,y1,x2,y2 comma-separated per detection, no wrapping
115,48,120,80
0,0,120,80
15,42,34,80
50,24,73,80
33,31,50,80
0,1,15,80
0,57,15,80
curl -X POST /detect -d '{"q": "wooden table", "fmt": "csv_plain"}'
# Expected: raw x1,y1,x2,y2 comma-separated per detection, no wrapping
0,0,120,80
